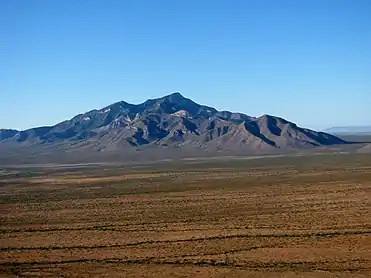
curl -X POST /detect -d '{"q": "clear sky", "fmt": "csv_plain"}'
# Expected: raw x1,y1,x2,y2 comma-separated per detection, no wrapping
1,0,370,131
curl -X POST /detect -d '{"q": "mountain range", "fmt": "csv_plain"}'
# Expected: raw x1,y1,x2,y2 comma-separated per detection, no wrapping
324,126,371,135
0,93,348,161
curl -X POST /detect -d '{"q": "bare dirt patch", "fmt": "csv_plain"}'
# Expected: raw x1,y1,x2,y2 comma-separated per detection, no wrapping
1,154,371,277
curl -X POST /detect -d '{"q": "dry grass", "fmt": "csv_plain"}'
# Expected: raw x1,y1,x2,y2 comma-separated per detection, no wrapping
1,154,371,277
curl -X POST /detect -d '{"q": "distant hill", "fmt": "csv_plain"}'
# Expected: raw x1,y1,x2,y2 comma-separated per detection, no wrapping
0,92,347,161
357,144,371,153
324,126,371,135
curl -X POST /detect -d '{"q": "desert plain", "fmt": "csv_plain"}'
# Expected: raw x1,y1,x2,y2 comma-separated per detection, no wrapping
1,154,370,277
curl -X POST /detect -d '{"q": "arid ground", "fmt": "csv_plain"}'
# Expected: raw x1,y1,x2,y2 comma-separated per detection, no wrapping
1,154,371,277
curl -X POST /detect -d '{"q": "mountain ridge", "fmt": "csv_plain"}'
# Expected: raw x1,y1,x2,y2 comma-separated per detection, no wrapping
0,92,347,156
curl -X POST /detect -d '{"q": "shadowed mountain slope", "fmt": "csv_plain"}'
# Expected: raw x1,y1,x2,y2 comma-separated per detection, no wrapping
0,93,347,156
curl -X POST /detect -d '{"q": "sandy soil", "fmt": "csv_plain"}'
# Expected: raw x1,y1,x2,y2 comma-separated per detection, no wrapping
1,155,371,277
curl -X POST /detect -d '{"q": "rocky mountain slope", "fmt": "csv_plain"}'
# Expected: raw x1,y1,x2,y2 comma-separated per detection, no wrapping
0,93,347,155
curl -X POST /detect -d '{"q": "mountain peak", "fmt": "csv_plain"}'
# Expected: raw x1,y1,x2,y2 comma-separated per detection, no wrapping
142,92,186,106
0,93,348,155
168,92,183,97
161,92,187,102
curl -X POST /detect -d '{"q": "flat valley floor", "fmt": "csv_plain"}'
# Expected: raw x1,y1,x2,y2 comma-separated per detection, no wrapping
1,154,371,277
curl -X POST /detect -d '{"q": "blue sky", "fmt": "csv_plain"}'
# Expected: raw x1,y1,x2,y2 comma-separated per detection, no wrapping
1,0,370,130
